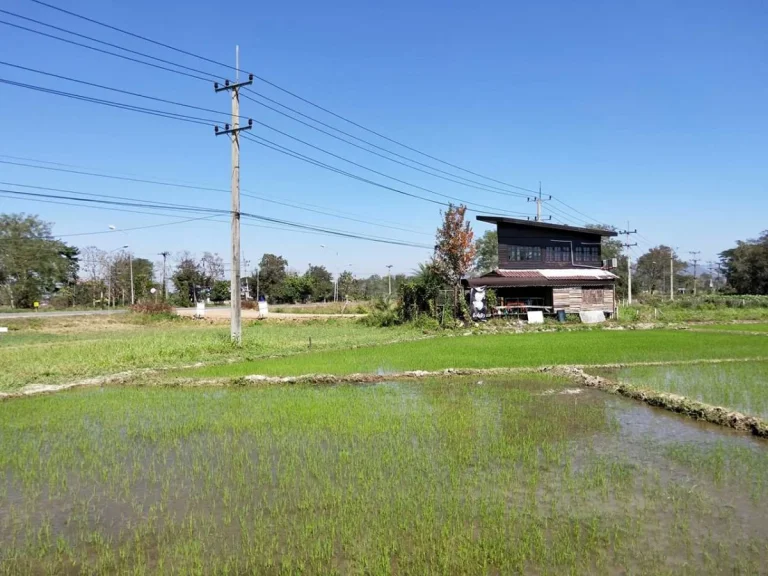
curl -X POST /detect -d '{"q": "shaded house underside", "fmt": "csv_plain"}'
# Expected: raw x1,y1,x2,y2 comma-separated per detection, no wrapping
467,268,618,314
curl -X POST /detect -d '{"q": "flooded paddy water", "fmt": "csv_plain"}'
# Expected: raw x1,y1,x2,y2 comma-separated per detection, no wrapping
1,376,767,574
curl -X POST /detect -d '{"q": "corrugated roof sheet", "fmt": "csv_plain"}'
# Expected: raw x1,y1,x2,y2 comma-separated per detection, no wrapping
484,268,618,281
494,270,546,279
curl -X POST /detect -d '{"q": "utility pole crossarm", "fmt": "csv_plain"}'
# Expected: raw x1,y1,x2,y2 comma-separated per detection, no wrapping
526,181,551,222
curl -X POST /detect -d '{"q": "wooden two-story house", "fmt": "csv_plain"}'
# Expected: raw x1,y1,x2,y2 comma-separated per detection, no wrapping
467,216,619,316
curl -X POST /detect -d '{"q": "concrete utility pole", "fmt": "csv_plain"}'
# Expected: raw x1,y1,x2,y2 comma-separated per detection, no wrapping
618,224,638,304
707,261,717,292
158,251,170,300
386,264,393,296
669,247,678,301
527,182,551,222
129,251,135,305
689,251,701,296
214,46,253,344
242,256,250,300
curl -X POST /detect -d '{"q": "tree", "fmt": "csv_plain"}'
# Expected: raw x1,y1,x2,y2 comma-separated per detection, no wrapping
720,231,768,294
337,270,357,300
171,252,205,305
473,230,498,275
0,213,78,308
251,253,288,301
210,279,231,302
635,246,687,295
200,252,225,290
282,273,314,303
80,246,109,306
433,204,476,316
305,265,334,302
110,254,154,304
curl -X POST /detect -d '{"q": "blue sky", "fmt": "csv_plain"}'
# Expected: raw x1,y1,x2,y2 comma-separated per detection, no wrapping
0,0,765,277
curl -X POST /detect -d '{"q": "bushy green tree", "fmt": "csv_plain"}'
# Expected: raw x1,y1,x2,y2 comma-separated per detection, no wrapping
720,232,768,295
305,265,334,302
210,280,231,302
473,230,498,274
251,253,288,301
282,273,314,303
0,213,79,308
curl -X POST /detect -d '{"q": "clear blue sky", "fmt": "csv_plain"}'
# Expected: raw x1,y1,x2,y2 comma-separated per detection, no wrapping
1,0,766,277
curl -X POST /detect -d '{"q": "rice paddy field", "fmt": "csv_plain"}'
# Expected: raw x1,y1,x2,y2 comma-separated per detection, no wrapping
2,375,768,575
179,329,768,380
597,360,768,419
696,323,768,332
0,316,424,391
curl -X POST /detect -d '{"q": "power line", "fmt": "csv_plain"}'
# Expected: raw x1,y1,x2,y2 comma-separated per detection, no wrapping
241,133,529,217
2,60,524,215
0,18,215,83
0,77,217,125
1,186,433,249
551,197,603,226
241,92,530,198
23,0,541,195
240,130,524,216
0,60,241,121
0,153,429,234
0,159,433,236
2,8,538,200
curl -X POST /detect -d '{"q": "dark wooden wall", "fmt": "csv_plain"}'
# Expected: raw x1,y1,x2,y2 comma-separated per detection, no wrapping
497,223,605,269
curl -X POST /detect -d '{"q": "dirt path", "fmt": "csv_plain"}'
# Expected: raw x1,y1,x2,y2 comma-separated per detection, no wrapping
175,308,365,320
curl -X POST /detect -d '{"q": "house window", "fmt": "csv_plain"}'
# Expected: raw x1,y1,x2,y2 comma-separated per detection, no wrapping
583,288,604,305
574,246,600,262
545,246,571,262
507,245,542,261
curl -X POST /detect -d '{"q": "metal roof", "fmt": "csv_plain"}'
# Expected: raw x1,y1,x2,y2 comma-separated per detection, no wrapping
476,216,618,237
466,268,618,288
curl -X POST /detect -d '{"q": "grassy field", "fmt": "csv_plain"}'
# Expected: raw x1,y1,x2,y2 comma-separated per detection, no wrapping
272,301,370,314
180,329,768,379
598,361,768,419
2,376,767,574
0,315,423,391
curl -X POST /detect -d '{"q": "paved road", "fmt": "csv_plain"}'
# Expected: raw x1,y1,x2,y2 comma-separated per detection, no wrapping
0,309,128,320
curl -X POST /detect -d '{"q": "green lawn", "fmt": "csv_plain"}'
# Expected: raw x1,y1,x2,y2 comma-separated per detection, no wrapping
181,329,768,379
0,317,423,391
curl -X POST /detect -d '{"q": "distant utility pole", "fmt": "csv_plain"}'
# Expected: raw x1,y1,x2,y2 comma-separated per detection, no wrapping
527,182,551,222
214,46,253,344
158,251,170,300
706,260,717,292
386,264,393,296
242,256,250,300
669,247,678,302
618,224,638,304
689,251,701,296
